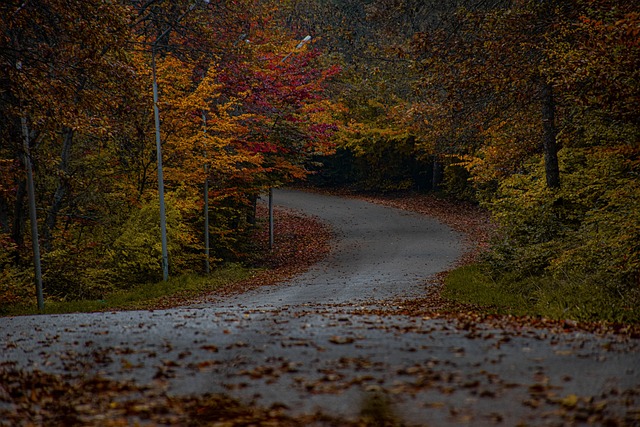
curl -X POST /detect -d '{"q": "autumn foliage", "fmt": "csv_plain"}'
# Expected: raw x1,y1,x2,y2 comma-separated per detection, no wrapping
0,0,339,305
305,0,639,321
1,0,638,321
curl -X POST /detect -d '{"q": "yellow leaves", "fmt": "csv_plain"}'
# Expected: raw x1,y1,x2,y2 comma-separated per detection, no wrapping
460,106,542,184
157,62,220,123
144,53,265,192
338,111,410,159
560,394,579,409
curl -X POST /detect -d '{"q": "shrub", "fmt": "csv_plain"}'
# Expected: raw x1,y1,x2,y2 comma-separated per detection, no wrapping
0,240,34,309
481,147,640,322
41,246,114,301
106,194,202,286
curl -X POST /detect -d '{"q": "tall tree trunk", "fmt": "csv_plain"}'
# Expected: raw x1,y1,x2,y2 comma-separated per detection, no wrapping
42,127,74,250
432,157,443,191
541,81,560,189
0,195,8,235
247,193,258,226
21,116,44,310
11,178,27,250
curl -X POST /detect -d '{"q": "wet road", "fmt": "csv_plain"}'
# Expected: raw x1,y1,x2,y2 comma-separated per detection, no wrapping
1,190,638,425
223,189,463,307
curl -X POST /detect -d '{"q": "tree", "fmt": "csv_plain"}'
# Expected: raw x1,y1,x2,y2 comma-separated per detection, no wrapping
0,0,339,306
408,1,568,188
1,0,138,304
279,0,433,191
408,0,640,312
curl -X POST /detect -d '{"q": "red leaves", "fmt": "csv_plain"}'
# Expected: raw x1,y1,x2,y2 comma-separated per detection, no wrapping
249,204,333,277
216,40,340,186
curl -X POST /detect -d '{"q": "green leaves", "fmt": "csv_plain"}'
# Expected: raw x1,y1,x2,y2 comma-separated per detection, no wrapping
483,146,640,322
1,0,343,306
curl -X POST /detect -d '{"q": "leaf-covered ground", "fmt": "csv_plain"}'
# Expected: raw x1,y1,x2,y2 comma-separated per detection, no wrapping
0,368,374,426
0,204,346,426
135,204,334,310
354,191,640,338
1,191,638,426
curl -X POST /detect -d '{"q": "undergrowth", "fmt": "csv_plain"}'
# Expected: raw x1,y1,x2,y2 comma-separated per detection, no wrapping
1,265,254,317
444,263,640,324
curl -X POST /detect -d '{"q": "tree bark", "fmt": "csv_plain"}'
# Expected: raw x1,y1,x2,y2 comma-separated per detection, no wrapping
21,116,44,310
432,157,443,191
11,177,27,251
42,126,74,250
247,193,258,226
541,81,560,189
0,195,8,235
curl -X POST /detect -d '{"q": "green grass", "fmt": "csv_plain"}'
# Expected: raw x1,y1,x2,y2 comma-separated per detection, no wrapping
2,264,257,317
444,263,640,324
443,264,530,316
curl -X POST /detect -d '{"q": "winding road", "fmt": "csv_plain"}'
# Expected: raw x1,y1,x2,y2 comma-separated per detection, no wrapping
1,190,638,425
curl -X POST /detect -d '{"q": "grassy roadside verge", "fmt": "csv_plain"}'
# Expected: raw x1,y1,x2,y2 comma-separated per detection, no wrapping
2,265,256,317
444,263,640,324
2,204,332,317
347,190,639,325
442,264,529,317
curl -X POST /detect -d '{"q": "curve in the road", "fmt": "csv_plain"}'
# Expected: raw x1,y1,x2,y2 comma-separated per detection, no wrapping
2,190,638,426
226,189,463,308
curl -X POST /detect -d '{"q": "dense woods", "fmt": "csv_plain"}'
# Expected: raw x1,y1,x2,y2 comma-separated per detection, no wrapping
1,0,638,321
1,0,339,304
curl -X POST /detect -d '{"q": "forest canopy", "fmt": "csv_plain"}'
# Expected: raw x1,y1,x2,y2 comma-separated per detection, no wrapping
1,0,339,304
1,0,638,321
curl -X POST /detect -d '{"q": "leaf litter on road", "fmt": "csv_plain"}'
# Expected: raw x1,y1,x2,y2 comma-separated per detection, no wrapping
2,191,639,426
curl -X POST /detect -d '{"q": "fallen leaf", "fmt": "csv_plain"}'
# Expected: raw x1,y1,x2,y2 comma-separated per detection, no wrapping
329,336,355,345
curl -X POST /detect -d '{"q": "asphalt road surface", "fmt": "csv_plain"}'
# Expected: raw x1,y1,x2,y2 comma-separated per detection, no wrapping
1,190,638,425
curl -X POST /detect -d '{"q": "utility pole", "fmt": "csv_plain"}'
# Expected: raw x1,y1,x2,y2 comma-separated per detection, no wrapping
202,111,210,274
151,48,169,282
17,56,44,311
269,187,274,249
147,0,207,281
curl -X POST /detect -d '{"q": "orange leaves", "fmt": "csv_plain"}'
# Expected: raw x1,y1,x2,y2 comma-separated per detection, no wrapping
406,0,639,189
0,0,345,297
144,51,263,193
545,2,640,122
